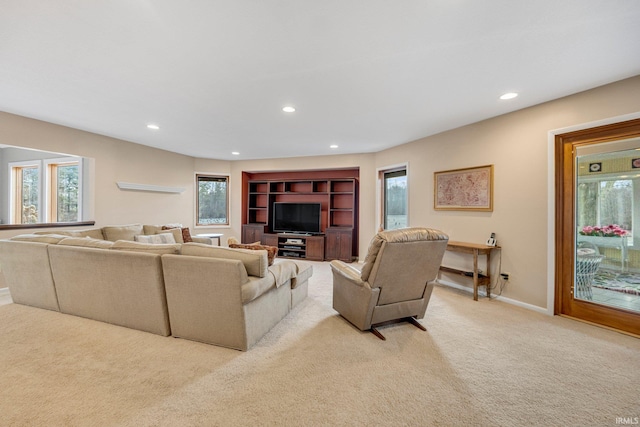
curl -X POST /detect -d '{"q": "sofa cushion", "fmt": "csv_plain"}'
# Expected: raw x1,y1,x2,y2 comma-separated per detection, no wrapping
181,243,268,278
267,260,298,288
34,228,105,239
134,233,176,244
229,243,277,265
102,224,144,241
9,234,69,244
112,240,181,254
293,260,313,288
58,237,115,249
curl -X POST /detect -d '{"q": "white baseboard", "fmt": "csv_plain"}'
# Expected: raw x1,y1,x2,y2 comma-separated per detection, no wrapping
0,287,10,297
436,279,549,315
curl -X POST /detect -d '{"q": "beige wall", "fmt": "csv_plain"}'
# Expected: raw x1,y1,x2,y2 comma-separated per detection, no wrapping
1,75,639,311
374,75,640,309
0,112,231,239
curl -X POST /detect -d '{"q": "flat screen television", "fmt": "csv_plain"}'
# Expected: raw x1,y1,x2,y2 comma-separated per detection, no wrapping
272,202,322,234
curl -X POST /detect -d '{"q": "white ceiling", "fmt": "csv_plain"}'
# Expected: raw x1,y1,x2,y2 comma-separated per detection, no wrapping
1,1,640,161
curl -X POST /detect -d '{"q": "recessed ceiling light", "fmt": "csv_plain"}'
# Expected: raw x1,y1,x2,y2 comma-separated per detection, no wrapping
499,92,518,100
147,124,160,130
231,151,240,156
282,106,296,113
330,144,338,149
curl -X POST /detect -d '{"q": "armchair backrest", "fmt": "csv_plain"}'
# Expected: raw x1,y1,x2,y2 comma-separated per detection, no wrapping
360,227,449,305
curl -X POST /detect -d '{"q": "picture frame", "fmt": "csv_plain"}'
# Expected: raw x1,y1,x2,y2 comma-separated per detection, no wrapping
434,164,493,211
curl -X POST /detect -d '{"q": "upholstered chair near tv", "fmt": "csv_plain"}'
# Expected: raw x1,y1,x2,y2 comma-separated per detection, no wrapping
331,227,449,340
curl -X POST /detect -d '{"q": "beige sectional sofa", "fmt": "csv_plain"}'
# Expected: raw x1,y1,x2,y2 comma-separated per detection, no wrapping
0,224,313,351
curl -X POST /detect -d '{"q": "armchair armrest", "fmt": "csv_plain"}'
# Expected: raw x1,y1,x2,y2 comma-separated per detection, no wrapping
331,260,378,331
330,260,366,287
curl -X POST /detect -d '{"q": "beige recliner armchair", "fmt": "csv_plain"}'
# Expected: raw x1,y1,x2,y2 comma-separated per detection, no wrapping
331,227,449,340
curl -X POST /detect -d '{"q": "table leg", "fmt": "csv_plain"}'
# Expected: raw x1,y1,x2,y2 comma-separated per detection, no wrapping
486,251,491,298
473,249,479,301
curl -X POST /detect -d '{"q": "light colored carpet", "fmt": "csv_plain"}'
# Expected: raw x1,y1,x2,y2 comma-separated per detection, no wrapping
1,261,638,426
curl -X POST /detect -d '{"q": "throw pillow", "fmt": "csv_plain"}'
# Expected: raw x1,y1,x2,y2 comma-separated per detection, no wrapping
162,225,193,243
229,243,277,266
134,233,177,244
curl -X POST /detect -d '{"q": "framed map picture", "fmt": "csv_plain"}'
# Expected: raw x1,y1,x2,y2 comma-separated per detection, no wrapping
434,165,493,211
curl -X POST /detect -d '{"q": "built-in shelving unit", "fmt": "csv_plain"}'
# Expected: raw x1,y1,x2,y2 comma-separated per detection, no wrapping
241,169,359,262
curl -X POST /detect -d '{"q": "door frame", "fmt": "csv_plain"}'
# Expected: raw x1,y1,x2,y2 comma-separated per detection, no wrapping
553,117,640,335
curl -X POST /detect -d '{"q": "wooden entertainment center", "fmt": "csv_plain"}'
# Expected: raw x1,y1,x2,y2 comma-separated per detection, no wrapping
241,169,358,262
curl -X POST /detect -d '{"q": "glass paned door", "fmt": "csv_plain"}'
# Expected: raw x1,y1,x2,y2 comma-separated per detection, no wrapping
556,119,640,336
575,144,640,313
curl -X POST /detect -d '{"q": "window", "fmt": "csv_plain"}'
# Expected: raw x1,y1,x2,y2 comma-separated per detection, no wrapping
196,174,229,226
577,178,633,236
11,162,40,224
379,165,408,230
47,159,81,222
9,158,81,224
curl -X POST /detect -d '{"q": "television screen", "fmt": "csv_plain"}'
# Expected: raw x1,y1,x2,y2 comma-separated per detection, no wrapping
273,202,322,234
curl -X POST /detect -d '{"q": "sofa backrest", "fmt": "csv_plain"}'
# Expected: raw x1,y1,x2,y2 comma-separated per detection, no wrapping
34,228,105,240
181,243,268,278
47,245,171,336
0,240,60,311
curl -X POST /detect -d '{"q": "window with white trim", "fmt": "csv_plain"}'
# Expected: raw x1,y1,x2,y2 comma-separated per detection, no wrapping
9,157,82,224
196,174,229,226
379,166,408,230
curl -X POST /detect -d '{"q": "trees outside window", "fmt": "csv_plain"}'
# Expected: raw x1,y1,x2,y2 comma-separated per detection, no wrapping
196,174,229,226
14,164,40,223
10,158,81,224
380,167,408,230
50,162,80,222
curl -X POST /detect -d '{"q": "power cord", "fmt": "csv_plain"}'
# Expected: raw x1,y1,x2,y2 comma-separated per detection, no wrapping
488,249,507,298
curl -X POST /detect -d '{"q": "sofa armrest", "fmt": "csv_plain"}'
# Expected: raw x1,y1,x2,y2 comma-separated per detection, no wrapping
161,254,250,350
191,236,213,245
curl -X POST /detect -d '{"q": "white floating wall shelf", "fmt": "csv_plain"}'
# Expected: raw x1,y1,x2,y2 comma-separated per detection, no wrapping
116,182,185,194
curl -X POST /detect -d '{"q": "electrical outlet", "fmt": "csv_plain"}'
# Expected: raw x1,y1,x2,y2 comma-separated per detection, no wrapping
500,272,510,281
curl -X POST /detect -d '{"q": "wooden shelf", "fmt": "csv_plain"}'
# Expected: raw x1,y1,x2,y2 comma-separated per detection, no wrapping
242,170,359,259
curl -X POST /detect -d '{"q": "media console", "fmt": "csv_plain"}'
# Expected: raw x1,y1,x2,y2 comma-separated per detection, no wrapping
273,233,325,261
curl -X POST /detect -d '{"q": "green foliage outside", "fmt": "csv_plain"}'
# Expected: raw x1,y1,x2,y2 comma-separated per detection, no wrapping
57,164,79,222
198,179,228,224
21,167,39,223
385,175,407,230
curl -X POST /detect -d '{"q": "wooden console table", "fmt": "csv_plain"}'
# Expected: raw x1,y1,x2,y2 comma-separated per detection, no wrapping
439,241,500,301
